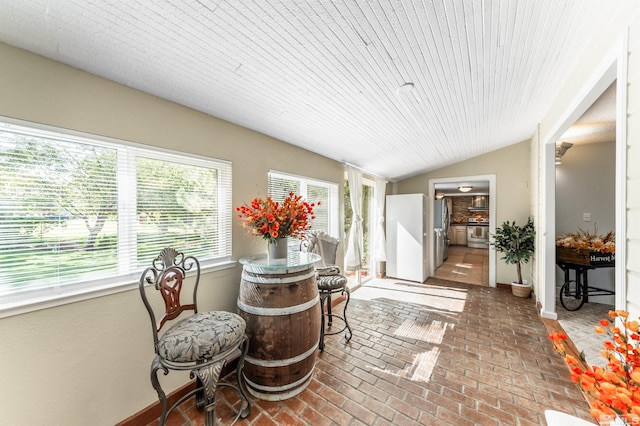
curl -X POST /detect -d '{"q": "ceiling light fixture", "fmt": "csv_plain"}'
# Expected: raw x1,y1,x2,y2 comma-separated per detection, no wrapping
458,186,472,193
435,193,445,200
397,82,414,95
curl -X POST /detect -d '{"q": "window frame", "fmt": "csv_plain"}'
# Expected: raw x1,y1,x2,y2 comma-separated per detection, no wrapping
267,170,340,238
0,117,234,318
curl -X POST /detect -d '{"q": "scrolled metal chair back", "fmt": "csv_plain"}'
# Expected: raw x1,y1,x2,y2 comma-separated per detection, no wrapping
139,247,201,348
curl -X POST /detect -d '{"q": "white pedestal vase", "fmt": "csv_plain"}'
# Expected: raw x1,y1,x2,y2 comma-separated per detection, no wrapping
267,238,288,262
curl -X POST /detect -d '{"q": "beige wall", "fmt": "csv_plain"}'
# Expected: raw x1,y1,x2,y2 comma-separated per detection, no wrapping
395,140,532,285
529,125,541,299
0,43,344,426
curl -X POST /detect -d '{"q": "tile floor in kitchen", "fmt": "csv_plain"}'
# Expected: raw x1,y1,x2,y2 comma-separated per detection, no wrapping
434,245,489,286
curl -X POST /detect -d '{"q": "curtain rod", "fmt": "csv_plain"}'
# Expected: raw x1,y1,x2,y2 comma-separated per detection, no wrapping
341,161,388,182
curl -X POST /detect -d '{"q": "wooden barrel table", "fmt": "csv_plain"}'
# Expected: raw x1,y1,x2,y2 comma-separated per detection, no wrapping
237,252,321,401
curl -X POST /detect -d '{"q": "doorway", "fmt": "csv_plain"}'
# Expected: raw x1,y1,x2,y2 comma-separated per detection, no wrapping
553,82,617,367
428,175,497,287
541,59,620,320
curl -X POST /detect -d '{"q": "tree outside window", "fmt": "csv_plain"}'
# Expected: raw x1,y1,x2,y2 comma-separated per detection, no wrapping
0,122,230,302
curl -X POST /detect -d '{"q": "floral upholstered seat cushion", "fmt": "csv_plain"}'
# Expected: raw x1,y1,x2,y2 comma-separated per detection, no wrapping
157,311,246,363
317,274,348,291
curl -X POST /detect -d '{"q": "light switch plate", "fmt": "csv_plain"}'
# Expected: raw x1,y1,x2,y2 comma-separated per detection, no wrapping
583,212,591,222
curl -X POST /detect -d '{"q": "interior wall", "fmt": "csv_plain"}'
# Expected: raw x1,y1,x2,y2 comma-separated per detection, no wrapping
556,141,616,304
0,42,344,426
529,126,542,303
396,140,532,285
625,16,640,317
537,4,640,318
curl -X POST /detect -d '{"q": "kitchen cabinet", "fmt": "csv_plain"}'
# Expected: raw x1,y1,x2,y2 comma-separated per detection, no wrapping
450,225,467,246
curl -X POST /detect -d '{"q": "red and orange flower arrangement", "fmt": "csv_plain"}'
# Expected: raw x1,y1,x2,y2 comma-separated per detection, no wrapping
550,310,640,425
236,192,317,242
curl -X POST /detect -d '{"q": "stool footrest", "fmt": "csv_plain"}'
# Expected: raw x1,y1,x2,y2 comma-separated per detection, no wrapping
318,286,352,351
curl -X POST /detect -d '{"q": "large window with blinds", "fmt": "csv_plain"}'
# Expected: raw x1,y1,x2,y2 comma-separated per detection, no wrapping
0,120,232,310
267,171,339,238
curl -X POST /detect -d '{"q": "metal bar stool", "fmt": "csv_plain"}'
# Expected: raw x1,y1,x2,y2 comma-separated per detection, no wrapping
301,231,353,351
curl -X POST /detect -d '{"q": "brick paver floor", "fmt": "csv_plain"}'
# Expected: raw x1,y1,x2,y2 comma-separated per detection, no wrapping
147,277,593,425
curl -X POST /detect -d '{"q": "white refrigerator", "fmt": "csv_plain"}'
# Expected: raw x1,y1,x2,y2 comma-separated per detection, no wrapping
386,194,428,282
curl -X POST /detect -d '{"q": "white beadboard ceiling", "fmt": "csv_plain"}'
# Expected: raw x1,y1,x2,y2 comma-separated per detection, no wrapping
0,1,626,181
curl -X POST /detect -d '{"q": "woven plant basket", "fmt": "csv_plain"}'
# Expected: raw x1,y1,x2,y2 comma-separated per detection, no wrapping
511,283,531,298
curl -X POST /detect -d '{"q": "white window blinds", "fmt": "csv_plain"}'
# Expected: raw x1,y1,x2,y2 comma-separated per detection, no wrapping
0,120,232,308
267,171,339,237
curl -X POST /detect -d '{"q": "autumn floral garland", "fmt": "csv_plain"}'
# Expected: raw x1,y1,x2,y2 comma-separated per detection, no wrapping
550,310,640,425
236,192,317,243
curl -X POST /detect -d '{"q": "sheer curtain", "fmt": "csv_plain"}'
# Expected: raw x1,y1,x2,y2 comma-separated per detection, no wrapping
345,167,363,271
372,177,387,273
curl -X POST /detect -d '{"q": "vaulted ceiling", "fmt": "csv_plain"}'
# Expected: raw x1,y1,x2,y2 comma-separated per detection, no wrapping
0,1,627,181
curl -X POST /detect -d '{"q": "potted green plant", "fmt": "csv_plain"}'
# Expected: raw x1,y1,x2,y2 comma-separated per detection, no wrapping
491,217,536,297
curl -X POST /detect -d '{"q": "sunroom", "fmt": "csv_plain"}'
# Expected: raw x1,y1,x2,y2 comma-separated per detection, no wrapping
1,2,639,425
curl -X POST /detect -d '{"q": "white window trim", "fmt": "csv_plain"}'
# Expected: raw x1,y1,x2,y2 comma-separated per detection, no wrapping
0,260,237,319
0,116,234,317
268,170,340,237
